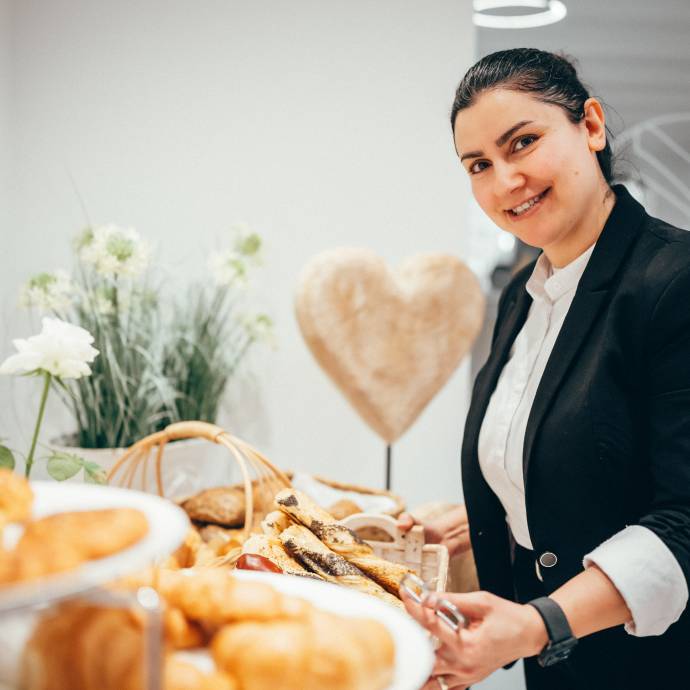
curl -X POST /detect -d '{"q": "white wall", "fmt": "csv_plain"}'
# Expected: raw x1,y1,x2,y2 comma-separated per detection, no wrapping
0,0,11,288
3,0,477,504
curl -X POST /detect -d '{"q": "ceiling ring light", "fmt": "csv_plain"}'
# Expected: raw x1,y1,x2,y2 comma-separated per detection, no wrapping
473,0,567,29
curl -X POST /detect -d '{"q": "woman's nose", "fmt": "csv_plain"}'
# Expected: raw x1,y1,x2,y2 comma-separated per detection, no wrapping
493,161,525,195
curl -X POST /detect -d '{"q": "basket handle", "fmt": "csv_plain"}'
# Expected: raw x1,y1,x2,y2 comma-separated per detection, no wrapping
340,513,425,564
163,421,226,443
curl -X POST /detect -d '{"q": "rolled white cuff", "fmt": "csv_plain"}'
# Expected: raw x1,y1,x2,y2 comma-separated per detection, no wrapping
583,525,688,636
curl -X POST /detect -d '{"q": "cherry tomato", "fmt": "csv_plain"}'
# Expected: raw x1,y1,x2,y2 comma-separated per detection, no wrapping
236,553,283,574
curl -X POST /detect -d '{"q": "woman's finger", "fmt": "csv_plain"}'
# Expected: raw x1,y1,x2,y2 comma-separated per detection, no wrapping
396,512,416,531
428,590,493,620
401,586,437,629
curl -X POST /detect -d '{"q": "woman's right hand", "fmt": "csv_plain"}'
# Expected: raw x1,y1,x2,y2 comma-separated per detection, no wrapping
397,505,471,558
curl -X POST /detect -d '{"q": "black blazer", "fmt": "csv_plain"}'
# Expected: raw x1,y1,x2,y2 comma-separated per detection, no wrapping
461,185,690,687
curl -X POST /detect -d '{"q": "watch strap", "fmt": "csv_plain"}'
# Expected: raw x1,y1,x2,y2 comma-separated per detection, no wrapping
527,596,577,667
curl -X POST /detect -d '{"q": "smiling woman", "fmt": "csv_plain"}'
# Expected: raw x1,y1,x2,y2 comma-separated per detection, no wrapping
452,52,615,267
398,48,690,690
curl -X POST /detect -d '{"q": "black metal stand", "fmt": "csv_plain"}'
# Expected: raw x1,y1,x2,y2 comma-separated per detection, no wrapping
385,444,392,491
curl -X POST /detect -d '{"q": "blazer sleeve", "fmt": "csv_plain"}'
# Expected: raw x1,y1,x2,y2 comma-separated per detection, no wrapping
639,262,690,588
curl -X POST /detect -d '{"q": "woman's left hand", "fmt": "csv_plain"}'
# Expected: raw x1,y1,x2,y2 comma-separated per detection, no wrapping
401,588,548,688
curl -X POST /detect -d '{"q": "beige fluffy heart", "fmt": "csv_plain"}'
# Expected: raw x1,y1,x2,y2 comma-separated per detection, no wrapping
295,248,485,443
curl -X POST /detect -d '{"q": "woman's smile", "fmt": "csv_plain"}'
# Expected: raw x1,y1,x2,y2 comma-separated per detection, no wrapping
505,187,551,221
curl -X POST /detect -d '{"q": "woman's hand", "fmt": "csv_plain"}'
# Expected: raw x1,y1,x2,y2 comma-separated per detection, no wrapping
400,588,548,688
397,505,471,558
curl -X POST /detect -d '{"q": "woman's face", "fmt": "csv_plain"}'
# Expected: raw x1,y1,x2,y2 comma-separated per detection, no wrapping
453,88,608,263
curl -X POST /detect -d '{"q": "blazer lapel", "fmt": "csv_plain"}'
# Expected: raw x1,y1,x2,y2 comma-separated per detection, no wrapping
522,185,648,481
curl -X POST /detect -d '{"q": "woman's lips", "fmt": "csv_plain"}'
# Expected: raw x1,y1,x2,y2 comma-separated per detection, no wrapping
505,187,551,220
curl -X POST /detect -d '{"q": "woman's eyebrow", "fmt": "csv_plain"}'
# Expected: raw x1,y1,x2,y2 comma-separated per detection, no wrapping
459,120,534,162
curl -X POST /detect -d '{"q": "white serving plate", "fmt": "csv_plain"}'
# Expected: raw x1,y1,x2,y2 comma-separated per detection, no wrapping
0,481,189,612
175,570,435,690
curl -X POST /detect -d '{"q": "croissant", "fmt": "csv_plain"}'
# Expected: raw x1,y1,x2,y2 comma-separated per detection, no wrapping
2,508,148,584
134,568,310,629
21,602,145,690
164,658,237,690
275,488,413,595
211,608,394,690
278,525,403,608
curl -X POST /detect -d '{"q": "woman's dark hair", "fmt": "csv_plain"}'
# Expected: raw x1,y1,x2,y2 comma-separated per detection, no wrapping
451,48,615,184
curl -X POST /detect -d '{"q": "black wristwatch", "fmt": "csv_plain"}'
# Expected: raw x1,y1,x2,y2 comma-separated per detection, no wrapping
527,596,578,667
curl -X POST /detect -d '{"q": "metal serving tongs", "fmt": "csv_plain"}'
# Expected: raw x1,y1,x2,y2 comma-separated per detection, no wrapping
400,573,468,633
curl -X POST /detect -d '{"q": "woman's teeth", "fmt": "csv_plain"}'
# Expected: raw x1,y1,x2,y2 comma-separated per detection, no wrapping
510,190,548,216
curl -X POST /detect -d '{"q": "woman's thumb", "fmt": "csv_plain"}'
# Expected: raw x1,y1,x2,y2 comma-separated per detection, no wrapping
396,512,417,532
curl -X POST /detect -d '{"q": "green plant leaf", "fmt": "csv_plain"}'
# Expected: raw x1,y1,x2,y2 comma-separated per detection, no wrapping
0,445,15,470
46,451,84,481
83,461,108,485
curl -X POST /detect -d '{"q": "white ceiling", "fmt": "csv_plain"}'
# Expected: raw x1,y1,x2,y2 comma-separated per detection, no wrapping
475,1,690,134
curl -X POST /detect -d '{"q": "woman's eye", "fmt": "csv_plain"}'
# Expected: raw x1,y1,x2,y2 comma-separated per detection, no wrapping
469,160,490,175
513,135,537,152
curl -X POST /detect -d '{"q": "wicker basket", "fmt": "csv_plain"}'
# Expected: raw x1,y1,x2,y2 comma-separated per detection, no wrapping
285,472,405,518
107,421,291,540
341,513,449,592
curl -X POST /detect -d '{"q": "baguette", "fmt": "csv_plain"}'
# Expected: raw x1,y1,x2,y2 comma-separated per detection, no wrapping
275,488,413,595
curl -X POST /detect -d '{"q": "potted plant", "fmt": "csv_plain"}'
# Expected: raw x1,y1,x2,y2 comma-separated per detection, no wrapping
13,223,272,489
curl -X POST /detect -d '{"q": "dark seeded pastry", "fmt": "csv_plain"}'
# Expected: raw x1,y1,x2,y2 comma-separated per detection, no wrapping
275,488,413,595
278,525,403,609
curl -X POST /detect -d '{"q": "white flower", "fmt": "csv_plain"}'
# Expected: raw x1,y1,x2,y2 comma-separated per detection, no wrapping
78,224,150,278
230,223,262,260
208,223,263,287
20,270,74,312
208,249,248,287
0,317,99,379
243,313,275,347
93,292,115,316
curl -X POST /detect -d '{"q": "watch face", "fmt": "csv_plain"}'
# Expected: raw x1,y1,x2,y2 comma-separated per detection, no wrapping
538,638,578,668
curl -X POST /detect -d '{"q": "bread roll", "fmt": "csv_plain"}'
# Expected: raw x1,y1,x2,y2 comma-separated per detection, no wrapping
182,487,246,527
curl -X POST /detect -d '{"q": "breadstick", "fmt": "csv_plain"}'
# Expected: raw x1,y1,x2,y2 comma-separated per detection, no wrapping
241,534,324,581
275,488,413,595
260,510,295,538
279,525,403,609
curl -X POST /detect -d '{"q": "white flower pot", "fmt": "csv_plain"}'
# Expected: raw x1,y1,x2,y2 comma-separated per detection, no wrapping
39,436,232,500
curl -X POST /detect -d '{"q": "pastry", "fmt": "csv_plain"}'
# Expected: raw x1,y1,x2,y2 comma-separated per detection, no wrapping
275,488,413,595
278,524,403,608
1,508,148,584
211,608,394,690
327,498,363,520
22,602,145,690
165,658,237,690
260,510,295,537
241,534,324,580
182,488,246,527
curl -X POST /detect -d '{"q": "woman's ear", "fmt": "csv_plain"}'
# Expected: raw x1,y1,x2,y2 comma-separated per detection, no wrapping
583,97,607,153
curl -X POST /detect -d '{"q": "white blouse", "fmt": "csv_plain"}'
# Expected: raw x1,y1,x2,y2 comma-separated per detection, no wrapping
477,245,688,636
